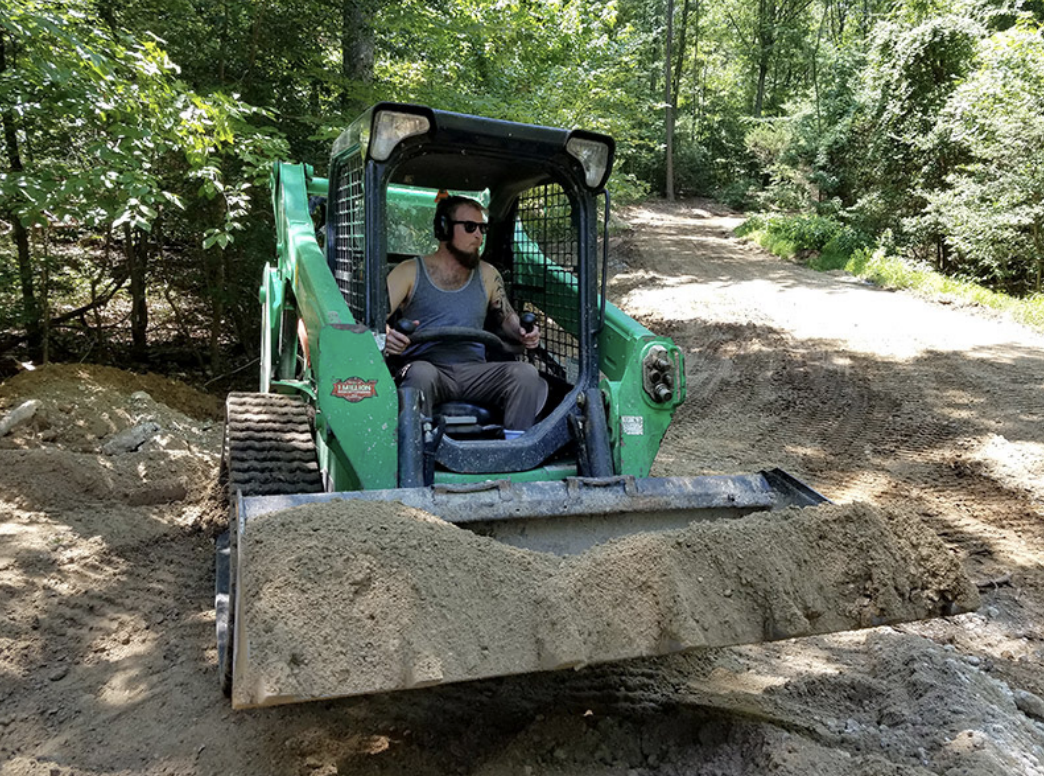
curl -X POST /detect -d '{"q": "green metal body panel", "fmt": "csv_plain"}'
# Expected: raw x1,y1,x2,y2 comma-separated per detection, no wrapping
313,324,399,490
598,301,685,477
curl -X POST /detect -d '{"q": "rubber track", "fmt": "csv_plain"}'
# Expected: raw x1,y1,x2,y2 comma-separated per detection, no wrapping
225,392,324,497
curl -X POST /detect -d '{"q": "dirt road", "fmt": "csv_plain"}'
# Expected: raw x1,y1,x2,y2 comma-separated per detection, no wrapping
2,199,1043,775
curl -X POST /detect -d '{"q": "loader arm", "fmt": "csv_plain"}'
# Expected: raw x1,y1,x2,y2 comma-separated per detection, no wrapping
268,161,398,491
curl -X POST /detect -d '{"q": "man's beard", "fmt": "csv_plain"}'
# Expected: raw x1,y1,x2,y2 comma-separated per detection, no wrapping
448,242,480,269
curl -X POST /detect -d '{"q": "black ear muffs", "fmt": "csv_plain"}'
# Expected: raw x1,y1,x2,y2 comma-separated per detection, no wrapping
433,195,483,242
433,195,457,241
433,211,452,241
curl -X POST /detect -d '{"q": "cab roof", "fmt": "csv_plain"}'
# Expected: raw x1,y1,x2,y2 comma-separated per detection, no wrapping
331,103,615,192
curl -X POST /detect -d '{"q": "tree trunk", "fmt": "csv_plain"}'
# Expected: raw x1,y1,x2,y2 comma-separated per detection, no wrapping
342,0,376,113
125,225,149,358
673,0,691,102
664,0,676,201
1033,216,1043,295
8,217,40,359
208,248,226,374
40,228,50,364
97,0,118,31
753,57,770,118
219,0,228,85
752,0,815,118
245,0,264,87
691,0,702,140
813,2,828,133
0,31,43,361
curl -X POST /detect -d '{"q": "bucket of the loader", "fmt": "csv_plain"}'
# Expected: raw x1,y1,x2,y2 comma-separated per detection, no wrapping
220,470,977,709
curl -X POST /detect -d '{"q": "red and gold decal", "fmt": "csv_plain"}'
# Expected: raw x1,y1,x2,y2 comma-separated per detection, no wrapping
331,377,378,402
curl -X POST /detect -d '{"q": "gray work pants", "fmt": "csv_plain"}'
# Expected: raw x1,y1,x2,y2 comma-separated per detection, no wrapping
397,360,548,430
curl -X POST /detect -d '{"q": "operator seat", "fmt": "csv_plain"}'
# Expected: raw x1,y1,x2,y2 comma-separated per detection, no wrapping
434,401,504,440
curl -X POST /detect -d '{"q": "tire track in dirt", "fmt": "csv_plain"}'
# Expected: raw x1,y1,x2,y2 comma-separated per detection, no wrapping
613,206,903,501
1,515,216,774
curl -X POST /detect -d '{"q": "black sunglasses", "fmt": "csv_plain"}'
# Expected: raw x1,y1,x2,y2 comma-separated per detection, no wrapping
450,220,489,235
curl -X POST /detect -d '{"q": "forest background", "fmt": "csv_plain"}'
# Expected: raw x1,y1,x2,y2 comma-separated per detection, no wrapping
2,0,1043,383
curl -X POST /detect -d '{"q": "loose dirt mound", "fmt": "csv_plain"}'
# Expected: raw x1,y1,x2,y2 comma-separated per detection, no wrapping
235,498,975,707
0,363,221,432
0,364,223,535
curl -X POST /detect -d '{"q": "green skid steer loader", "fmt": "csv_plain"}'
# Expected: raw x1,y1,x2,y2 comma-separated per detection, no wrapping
215,103,977,709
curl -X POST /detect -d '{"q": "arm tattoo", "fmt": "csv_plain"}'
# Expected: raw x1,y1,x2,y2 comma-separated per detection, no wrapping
490,273,516,329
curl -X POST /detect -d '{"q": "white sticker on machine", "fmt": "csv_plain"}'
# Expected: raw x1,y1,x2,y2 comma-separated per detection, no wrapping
621,416,644,435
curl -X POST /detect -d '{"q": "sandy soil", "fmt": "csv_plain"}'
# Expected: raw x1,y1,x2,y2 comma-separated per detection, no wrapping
2,200,1044,775
234,499,973,708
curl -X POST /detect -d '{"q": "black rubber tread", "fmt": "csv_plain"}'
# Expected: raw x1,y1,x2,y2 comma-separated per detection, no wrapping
216,392,323,701
224,391,324,497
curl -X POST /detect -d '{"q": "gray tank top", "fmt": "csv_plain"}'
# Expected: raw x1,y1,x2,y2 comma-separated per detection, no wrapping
400,257,488,366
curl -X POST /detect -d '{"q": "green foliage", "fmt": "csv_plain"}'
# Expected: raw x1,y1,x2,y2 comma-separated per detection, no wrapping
606,172,651,207
718,179,760,211
850,12,983,237
0,2,287,242
737,212,847,254
100,0,341,165
0,0,291,365
370,0,669,197
738,211,872,268
841,246,1044,330
717,0,818,117
745,119,812,210
740,3,1044,300
775,215,841,251
776,45,868,206
813,227,873,270
924,18,1044,294
4,0,1043,363
376,0,642,131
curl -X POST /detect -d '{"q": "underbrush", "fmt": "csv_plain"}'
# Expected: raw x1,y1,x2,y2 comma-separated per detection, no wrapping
737,214,1044,332
735,213,871,266
848,248,1044,330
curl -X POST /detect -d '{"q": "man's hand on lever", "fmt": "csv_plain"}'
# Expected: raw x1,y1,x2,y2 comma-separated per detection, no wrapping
518,311,540,350
385,319,417,356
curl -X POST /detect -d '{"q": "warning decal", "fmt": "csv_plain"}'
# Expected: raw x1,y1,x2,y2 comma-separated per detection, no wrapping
331,377,378,403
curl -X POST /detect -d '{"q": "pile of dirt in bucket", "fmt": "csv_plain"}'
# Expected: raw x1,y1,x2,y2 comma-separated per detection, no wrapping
233,497,977,707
